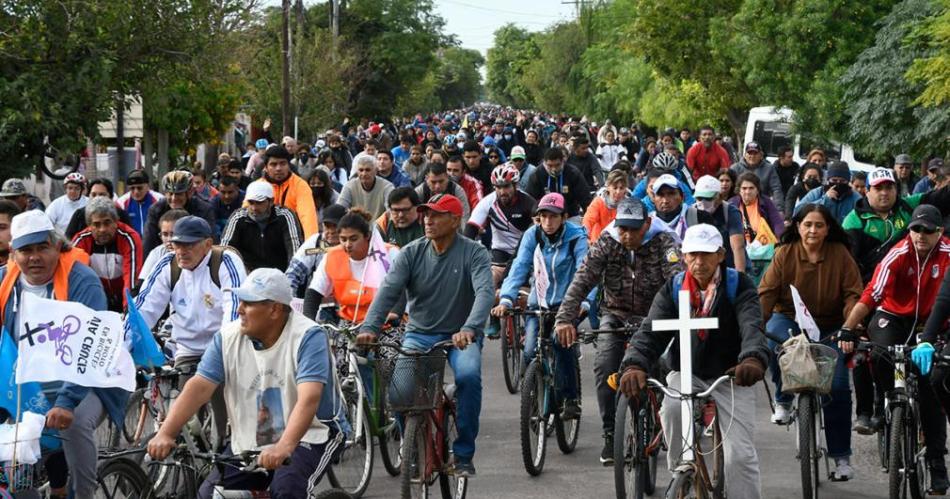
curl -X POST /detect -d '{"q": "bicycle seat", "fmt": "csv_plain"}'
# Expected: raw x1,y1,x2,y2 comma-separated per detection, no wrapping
444,383,457,400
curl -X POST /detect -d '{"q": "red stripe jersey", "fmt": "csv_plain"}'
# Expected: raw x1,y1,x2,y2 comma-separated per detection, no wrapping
860,235,950,319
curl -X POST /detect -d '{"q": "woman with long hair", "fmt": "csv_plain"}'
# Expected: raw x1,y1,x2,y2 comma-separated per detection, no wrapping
783,162,824,217
758,203,863,479
306,169,339,224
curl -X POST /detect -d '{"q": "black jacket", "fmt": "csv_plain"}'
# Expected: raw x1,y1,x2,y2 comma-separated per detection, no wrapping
65,205,134,240
143,196,218,254
566,153,604,189
220,206,303,272
621,269,770,379
525,165,592,217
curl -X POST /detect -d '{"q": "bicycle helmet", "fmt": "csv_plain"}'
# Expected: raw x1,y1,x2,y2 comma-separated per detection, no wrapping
651,152,679,172
161,171,193,194
64,172,86,186
491,164,520,187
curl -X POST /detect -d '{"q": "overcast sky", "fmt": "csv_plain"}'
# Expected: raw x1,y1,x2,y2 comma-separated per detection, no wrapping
434,0,577,55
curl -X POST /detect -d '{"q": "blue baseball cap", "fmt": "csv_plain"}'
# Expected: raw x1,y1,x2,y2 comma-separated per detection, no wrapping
170,216,213,244
255,138,269,149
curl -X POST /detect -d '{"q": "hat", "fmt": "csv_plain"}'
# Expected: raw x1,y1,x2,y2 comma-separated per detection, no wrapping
536,193,565,214
908,204,942,232
418,193,463,217
226,268,293,306
321,204,347,225
928,158,945,172
894,154,913,165
126,169,149,185
510,146,526,160
868,167,896,187
614,198,646,229
10,210,54,250
0,178,27,198
682,224,724,254
170,216,213,244
826,161,851,181
369,124,382,135
694,175,722,199
653,174,681,194
745,141,762,153
245,181,274,202
315,139,327,149
255,138,269,149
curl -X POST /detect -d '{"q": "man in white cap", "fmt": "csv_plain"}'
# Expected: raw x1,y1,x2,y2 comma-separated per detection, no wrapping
0,210,126,498
619,223,769,499
222,181,303,272
148,268,347,497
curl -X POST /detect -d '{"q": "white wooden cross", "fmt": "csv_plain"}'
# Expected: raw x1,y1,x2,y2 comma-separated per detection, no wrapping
651,290,719,462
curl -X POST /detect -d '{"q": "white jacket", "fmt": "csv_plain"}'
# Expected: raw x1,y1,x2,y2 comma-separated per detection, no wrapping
46,195,87,232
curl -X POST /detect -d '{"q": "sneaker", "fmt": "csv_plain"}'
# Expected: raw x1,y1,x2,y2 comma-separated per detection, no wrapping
485,322,500,340
771,403,792,425
831,458,854,481
454,459,476,478
600,433,614,465
561,399,581,420
930,459,949,494
854,414,874,435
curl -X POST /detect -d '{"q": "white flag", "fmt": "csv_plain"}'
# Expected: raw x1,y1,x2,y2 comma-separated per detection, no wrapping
789,285,821,342
361,228,392,290
16,293,135,391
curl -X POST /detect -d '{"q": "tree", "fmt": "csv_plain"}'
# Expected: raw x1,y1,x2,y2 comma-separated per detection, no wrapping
522,23,587,113
906,0,950,107
840,0,950,160
485,24,539,107
434,47,485,110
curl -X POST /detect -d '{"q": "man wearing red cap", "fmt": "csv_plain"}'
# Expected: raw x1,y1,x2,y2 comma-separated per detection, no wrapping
357,193,494,477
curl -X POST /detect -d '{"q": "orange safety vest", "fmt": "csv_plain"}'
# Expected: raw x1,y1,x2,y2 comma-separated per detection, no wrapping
325,245,390,323
0,247,89,325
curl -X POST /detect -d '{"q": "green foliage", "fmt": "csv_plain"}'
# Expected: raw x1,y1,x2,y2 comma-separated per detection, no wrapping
433,47,485,110
840,0,950,160
522,23,587,113
485,24,539,107
906,0,950,107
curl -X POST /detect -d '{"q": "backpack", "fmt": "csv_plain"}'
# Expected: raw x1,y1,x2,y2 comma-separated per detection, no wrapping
685,204,728,227
671,268,740,308
169,246,237,290
533,226,580,257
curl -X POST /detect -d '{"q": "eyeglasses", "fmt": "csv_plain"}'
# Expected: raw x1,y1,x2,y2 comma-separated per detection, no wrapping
910,226,939,234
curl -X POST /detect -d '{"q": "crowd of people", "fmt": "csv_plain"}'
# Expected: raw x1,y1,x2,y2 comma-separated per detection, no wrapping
0,104,948,498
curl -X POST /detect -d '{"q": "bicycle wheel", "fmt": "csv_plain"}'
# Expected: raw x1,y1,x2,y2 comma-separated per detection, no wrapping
327,381,374,498
797,393,819,499
401,415,433,498
95,417,122,451
888,406,905,499
520,361,548,476
501,315,521,394
378,397,403,477
439,406,468,499
554,356,581,454
904,406,926,499
665,468,698,499
95,457,154,499
123,388,155,446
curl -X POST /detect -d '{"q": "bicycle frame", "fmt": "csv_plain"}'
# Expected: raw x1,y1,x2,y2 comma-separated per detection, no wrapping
649,375,731,476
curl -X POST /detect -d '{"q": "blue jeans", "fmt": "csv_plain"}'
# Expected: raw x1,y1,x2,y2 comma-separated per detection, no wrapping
523,316,579,400
400,332,482,461
767,313,852,458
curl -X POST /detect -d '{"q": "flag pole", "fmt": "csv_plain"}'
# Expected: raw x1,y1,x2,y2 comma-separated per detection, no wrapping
11,382,21,487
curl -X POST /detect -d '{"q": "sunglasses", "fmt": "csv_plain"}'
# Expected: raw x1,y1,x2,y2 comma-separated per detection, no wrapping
910,225,939,234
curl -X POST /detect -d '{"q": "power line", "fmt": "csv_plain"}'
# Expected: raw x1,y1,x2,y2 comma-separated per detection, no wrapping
440,0,567,19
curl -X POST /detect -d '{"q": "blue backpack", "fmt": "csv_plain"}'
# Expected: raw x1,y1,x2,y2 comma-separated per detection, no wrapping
670,268,740,308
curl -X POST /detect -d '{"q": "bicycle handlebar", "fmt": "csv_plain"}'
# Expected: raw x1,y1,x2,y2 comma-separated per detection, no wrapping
361,339,456,357
646,375,733,400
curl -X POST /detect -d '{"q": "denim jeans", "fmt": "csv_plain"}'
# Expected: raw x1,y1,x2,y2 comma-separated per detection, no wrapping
400,332,482,461
767,313,852,458
523,316,579,400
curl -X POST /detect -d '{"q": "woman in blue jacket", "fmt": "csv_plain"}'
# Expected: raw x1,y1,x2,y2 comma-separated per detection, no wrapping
492,193,589,420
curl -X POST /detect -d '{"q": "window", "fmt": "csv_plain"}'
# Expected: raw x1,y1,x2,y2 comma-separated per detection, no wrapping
798,136,841,162
751,120,792,157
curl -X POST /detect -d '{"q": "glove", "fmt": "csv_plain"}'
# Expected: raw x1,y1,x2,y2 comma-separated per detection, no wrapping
727,358,766,387
912,342,936,376
834,327,856,343
619,367,648,399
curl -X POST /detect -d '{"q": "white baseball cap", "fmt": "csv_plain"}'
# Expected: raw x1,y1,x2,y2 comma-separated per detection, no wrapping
694,175,722,199
10,210,55,250
246,181,275,202
653,174,680,194
681,224,724,254
226,268,293,306
868,167,896,187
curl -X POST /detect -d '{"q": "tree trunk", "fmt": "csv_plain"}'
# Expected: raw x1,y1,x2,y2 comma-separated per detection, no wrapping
725,108,748,148
157,129,170,180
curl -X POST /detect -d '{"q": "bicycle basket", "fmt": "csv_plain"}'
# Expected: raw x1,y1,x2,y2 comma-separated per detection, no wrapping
377,352,448,412
778,336,838,394
0,463,35,492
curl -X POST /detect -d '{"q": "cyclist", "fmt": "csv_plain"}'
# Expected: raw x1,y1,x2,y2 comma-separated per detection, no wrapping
374,187,425,247
619,224,770,499
492,193,587,418
131,216,247,444
143,171,218,254
837,204,950,490
356,194,494,477
524,147,592,221
220,181,303,272
147,268,348,499
0,210,127,498
464,164,537,338
45,172,87,233
650,173,716,240
71,197,143,312
286,204,346,298
554,197,682,464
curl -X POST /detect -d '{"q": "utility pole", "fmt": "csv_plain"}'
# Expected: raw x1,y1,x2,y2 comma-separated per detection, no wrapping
281,0,291,136
331,0,340,54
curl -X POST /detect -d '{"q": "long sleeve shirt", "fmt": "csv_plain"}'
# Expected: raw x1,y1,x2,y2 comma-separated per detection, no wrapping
361,235,493,336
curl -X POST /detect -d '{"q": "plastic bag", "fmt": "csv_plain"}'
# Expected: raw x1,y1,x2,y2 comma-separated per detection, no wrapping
778,335,837,394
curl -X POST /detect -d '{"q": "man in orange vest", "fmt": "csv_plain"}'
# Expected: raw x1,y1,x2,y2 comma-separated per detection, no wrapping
0,210,129,498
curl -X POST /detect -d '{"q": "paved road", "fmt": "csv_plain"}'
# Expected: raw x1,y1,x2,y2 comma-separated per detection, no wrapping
318,337,892,498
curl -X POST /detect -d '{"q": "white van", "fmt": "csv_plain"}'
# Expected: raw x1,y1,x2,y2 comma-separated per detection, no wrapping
744,106,876,173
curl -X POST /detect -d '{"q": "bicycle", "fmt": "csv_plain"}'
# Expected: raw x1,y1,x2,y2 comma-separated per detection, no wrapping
519,308,582,476
648,375,730,499
375,339,468,499
498,290,530,395
322,322,407,497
